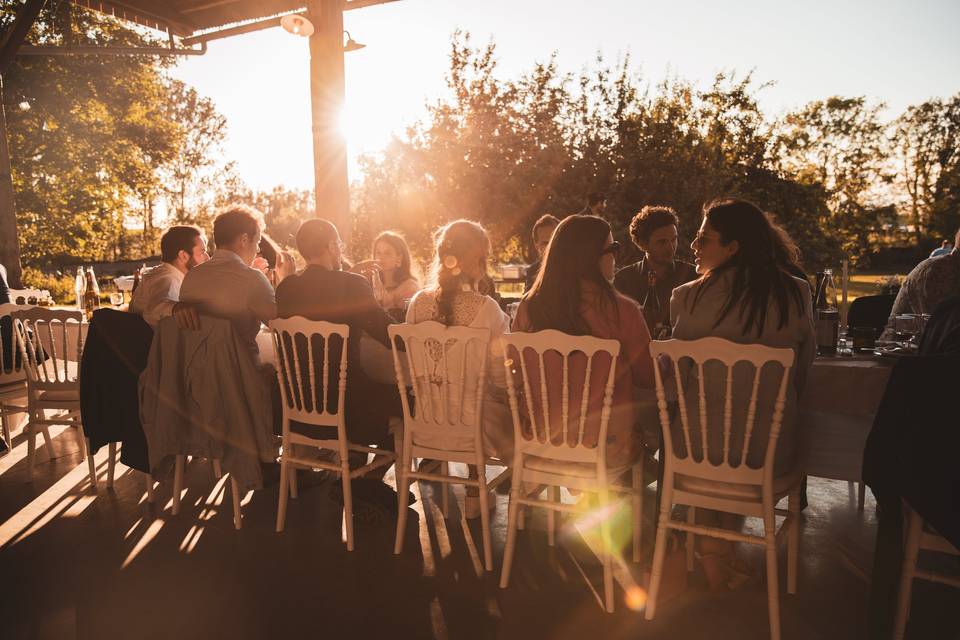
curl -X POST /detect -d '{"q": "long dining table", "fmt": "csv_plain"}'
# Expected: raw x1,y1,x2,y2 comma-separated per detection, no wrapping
799,354,894,485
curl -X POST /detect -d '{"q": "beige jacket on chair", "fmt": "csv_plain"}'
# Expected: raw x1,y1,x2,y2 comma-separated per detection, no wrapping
139,316,277,492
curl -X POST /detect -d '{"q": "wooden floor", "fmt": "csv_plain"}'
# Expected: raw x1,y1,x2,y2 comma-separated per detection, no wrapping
1,424,957,640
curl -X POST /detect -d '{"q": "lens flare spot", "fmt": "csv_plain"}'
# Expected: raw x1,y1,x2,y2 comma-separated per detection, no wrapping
443,255,458,269
625,587,647,611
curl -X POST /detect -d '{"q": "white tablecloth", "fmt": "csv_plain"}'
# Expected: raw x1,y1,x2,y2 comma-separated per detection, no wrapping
799,355,893,481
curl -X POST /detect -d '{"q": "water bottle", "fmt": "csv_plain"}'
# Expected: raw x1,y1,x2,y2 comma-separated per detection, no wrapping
814,269,839,356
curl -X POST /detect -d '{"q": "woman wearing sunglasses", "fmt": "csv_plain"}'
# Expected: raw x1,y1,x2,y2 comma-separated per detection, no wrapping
512,214,655,467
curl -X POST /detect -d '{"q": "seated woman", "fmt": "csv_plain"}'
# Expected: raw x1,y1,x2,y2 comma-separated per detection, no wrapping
405,219,512,517
355,231,420,319
670,197,815,588
512,214,655,468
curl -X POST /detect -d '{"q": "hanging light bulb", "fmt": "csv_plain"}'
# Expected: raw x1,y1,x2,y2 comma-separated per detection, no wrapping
281,14,314,38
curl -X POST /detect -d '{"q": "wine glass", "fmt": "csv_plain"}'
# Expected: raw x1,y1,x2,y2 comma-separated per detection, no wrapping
894,314,920,348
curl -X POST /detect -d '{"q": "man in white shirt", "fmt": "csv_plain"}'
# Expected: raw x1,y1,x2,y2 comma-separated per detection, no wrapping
176,205,292,361
129,225,209,326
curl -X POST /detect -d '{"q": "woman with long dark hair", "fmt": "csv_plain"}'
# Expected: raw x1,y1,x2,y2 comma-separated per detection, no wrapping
354,231,420,316
513,214,655,467
670,197,815,588
405,219,512,517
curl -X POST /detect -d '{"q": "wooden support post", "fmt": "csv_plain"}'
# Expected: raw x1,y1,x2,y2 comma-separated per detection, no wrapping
307,0,350,244
0,79,23,287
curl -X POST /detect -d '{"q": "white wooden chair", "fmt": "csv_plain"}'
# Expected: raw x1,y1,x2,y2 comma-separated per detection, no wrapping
388,321,510,572
645,337,800,640
893,503,960,639
11,308,97,486
499,330,649,613
1,303,32,448
270,317,397,551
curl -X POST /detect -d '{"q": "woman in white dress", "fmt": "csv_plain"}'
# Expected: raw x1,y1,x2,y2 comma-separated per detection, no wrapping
405,219,512,518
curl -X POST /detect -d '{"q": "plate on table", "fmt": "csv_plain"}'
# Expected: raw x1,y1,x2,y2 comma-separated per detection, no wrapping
873,345,916,359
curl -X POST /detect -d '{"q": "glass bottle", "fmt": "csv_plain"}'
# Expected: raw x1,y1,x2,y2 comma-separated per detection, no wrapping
75,266,86,310
83,267,101,320
814,269,839,356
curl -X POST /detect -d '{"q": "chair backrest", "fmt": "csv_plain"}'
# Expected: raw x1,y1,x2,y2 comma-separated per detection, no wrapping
502,330,620,465
11,307,85,392
0,303,32,385
269,316,350,432
388,321,490,450
848,293,896,336
650,337,795,487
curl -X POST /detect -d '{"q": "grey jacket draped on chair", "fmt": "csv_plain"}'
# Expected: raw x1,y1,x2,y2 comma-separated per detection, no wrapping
139,316,277,491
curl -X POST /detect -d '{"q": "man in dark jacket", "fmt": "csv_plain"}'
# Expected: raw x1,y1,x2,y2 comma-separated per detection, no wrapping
614,206,697,338
274,219,401,461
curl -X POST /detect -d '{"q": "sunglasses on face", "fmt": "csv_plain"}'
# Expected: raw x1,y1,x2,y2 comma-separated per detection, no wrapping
693,232,722,247
600,241,621,258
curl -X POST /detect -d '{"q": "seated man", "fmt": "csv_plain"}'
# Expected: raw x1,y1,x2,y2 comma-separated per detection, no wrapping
130,225,209,326
177,205,291,362
524,213,559,293
882,227,960,340
614,205,697,338
275,219,402,477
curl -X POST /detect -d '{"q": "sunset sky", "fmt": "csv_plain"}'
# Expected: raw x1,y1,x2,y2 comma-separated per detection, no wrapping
169,0,960,192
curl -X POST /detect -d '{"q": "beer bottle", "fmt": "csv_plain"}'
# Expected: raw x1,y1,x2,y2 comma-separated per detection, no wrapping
83,267,101,320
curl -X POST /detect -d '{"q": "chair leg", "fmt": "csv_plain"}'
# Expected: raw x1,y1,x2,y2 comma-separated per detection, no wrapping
764,507,782,640
893,506,923,640
41,426,52,457
341,458,354,551
171,455,185,515
144,473,155,503
479,472,494,571
276,456,290,533
230,475,242,530
599,487,614,613
212,459,223,479
632,459,643,563
857,482,866,512
106,442,117,489
547,485,559,547
394,465,411,556
85,437,97,489
788,488,800,595
645,511,671,621
500,484,522,589
440,461,450,519
1,412,10,449
686,506,696,571
26,422,37,477
289,467,299,499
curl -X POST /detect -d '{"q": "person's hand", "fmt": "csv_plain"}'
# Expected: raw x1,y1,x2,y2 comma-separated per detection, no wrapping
350,259,379,273
275,251,296,282
370,268,386,304
172,302,200,330
252,256,270,274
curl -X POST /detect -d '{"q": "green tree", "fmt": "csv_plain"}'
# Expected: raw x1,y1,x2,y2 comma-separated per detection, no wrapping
893,94,960,242
773,97,892,261
3,3,178,268
159,78,232,229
